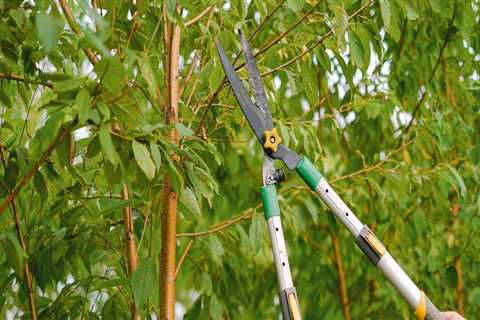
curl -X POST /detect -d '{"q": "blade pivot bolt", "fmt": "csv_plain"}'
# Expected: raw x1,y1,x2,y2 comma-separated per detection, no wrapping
263,128,282,152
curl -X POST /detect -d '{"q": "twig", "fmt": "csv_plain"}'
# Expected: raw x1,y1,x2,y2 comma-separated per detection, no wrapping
0,147,37,320
121,184,140,320
260,0,374,78
255,2,321,58
454,256,464,315
0,125,72,216
176,205,259,238
0,73,53,89
175,239,194,278
330,232,351,320
59,0,98,65
248,1,285,41
185,5,214,27
402,7,456,135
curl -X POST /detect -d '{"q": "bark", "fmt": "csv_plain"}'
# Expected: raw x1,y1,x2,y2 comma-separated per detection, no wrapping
0,147,37,319
454,257,464,315
121,184,140,320
159,5,181,319
331,233,351,320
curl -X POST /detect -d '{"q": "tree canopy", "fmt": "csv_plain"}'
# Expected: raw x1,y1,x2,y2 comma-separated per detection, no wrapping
0,0,479,319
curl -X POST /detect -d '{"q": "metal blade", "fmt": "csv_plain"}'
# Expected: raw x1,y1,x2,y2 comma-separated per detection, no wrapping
239,31,274,129
215,40,266,144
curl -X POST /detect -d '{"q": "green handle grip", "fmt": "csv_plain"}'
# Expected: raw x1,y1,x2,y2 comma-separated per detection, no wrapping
295,156,323,190
261,185,280,220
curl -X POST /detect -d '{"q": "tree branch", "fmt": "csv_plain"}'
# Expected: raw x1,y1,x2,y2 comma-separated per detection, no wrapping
0,73,53,89
454,256,464,315
0,125,72,216
160,4,181,318
185,5,214,27
402,7,456,135
175,239,194,278
0,146,37,320
59,0,98,65
260,0,374,78
176,205,259,238
330,232,351,320
121,183,140,320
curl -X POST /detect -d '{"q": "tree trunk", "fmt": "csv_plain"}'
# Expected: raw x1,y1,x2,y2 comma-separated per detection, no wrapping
159,5,181,318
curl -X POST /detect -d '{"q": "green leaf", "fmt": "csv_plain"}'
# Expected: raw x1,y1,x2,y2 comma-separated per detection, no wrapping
179,187,200,217
365,101,383,119
332,5,348,50
94,57,126,95
35,13,63,52
448,166,467,198
131,257,156,307
30,111,66,159
150,142,162,170
98,124,118,166
209,294,223,320
208,236,225,266
75,89,91,125
350,31,366,69
175,123,193,138
33,170,48,202
1,232,27,279
380,0,401,41
132,140,156,180
287,0,303,13
139,56,157,100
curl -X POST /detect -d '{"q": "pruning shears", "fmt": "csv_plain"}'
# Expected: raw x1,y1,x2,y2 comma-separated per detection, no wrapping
216,32,443,320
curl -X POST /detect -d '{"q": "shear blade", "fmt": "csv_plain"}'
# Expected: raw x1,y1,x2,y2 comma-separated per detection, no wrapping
238,30,274,129
215,39,267,144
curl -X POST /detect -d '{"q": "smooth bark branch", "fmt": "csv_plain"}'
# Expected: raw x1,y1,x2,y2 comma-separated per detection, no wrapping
0,147,37,320
0,73,53,88
121,184,140,320
454,257,464,315
331,233,351,320
185,5,214,27
160,6,181,319
59,0,98,65
0,126,71,215
175,239,194,278
176,206,259,238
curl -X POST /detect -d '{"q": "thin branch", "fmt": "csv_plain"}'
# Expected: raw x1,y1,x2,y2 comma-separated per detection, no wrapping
0,147,37,320
195,0,374,135
454,256,464,315
330,232,350,320
260,0,374,78
176,205,259,238
59,0,98,65
121,184,140,320
255,2,321,57
402,7,456,135
248,0,285,41
0,125,72,216
175,239,194,278
0,73,53,89
185,5,214,27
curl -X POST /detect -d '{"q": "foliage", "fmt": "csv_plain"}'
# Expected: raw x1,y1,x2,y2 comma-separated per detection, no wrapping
0,0,479,319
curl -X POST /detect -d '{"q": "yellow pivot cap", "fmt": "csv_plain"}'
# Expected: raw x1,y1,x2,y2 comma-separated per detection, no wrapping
263,128,282,152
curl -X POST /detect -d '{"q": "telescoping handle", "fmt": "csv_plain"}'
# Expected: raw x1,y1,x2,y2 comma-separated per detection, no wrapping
295,156,443,320
261,185,302,320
